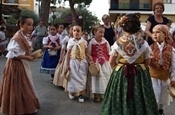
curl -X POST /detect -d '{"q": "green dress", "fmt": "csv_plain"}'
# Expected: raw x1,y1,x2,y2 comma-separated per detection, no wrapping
100,53,159,115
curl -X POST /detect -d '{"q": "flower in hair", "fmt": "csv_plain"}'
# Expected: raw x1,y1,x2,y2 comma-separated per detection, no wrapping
118,16,128,27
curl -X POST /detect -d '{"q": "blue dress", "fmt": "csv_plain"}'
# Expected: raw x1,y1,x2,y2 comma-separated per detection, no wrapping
40,35,61,74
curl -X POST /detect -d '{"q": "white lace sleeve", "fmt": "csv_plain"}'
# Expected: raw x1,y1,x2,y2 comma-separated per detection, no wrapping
109,42,118,56
144,47,152,59
67,39,73,50
42,37,49,45
6,39,25,58
61,36,69,49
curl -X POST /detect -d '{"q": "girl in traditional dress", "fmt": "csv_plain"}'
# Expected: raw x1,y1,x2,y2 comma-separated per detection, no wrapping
0,16,40,115
88,24,112,102
149,24,175,115
65,25,91,103
40,24,61,83
100,13,159,115
53,24,73,87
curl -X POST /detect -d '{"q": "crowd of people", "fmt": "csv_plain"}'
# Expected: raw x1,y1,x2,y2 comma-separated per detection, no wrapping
0,2,175,115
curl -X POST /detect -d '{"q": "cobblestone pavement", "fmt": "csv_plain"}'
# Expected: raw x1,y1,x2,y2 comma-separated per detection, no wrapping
0,57,174,115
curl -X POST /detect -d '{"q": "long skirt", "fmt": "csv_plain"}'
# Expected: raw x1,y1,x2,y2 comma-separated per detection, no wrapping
40,49,60,74
91,61,112,94
67,59,88,95
151,78,173,106
100,65,159,115
0,58,40,115
53,55,67,87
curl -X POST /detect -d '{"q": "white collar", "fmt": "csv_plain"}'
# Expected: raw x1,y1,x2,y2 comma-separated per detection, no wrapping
156,41,165,48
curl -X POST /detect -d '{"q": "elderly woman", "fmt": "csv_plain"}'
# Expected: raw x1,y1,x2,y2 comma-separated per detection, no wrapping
102,14,115,46
144,2,169,45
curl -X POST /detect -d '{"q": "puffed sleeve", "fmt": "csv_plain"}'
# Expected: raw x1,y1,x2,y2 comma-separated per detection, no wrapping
42,37,49,45
144,41,152,59
62,36,69,49
144,47,152,59
6,39,25,58
170,48,175,81
67,39,73,50
109,42,118,56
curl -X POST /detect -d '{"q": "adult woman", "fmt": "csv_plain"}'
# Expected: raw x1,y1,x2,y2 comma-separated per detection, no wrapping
102,14,115,46
144,2,169,45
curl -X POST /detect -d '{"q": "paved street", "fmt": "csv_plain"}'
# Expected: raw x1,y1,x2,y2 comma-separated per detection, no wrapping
0,57,175,115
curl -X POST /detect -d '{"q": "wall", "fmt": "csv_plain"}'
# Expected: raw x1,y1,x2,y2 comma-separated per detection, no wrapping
18,0,34,11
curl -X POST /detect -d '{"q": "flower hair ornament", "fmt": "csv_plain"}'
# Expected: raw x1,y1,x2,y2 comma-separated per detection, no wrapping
118,15,128,27
118,13,140,27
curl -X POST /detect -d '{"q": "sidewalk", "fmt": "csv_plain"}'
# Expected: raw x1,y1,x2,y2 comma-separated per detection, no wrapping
0,57,174,115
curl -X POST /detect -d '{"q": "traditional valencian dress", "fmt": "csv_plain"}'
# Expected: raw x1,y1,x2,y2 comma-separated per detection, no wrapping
66,37,88,95
149,42,175,107
40,34,61,74
88,38,112,95
100,33,159,115
0,31,40,115
53,35,71,87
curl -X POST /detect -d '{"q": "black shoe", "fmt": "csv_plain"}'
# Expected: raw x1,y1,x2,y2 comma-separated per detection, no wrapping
50,79,53,84
159,109,165,115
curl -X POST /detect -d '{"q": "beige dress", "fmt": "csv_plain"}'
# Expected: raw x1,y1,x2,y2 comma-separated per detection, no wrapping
0,31,40,115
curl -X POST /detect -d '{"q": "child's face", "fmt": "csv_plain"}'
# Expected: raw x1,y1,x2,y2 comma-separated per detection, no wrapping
94,27,105,40
72,26,82,39
57,25,64,34
21,18,33,34
152,27,165,43
69,27,73,36
50,26,57,35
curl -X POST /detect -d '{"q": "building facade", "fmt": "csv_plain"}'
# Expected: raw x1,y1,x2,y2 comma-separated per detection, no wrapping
2,0,35,17
109,0,175,26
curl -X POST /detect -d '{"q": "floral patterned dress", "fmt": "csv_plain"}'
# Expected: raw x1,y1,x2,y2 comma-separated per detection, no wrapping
100,33,159,115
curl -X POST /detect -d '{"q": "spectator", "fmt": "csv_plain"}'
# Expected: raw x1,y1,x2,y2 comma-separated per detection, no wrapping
0,26,7,56
34,20,47,50
101,14,115,46
144,2,169,45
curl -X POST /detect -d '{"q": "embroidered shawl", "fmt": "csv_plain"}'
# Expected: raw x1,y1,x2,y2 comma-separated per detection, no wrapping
12,31,31,55
115,32,148,64
150,42,172,70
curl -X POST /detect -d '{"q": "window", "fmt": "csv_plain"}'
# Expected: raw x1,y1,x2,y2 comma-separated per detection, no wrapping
110,0,151,10
164,0,171,3
4,0,18,3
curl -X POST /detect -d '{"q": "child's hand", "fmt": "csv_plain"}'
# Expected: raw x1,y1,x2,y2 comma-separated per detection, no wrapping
59,59,62,64
48,45,54,49
26,56,34,61
65,65,70,72
89,60,94,64
54,46,61,50
170,81,175,87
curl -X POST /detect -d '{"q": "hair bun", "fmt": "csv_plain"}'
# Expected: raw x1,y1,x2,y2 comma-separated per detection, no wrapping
134,12,140,19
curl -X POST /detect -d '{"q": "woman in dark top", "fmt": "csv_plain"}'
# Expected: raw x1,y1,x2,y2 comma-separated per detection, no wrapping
102,14,115,46
144,2,168,45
